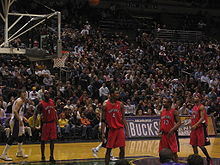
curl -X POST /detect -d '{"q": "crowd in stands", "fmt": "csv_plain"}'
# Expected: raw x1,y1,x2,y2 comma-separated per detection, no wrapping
0,18,219,142
125,0,220,9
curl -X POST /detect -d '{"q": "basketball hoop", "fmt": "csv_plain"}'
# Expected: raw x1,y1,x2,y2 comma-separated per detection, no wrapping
53,55,67,68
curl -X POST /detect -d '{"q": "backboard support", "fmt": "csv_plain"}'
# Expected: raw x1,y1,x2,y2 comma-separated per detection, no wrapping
0,47,26,54
0,0,62,57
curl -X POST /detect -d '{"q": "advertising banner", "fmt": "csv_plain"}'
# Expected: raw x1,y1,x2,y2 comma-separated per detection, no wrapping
126,116,216,139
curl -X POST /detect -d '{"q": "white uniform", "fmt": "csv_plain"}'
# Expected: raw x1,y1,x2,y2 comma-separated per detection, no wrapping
10,98,25,137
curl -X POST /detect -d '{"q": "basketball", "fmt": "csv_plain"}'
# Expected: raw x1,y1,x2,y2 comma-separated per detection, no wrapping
88,0,100,6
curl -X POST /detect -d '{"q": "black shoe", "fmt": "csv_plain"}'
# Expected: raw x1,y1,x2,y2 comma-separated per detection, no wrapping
49,156,56,163
41,156,46,162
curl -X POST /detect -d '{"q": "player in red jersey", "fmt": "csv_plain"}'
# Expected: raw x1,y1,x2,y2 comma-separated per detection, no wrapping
190,95,212,165
101,89,128,165
34,91,58,163
159,98,181,162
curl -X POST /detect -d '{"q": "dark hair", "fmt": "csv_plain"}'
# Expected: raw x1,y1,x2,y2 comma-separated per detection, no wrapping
159,148,173,163
109,88,116,95
166,98,173,104
187,154,204,165
18,89,26,96
115,160,130,165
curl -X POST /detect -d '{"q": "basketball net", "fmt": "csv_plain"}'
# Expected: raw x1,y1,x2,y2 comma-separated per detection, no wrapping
53,55,67,68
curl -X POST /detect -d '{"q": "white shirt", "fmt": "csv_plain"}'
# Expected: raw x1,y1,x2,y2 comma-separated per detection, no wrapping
81,29,89,36
209,79,218,88
29,91,40,100
11,98,25,120
124,104,136,115
64,104,74,110
26,68,32,75
1,101,7,110
35,70,42,76
201,75,210,83
42,69,51,76
43,76,53,86
38,89,45,99
99,86,109,97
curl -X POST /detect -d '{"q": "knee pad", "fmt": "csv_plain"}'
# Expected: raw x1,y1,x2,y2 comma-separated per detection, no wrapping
7,136,15,145
18,135,24,143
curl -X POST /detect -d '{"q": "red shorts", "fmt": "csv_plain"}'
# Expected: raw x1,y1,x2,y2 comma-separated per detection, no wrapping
106,128,125,149
159,133,178,153
41,122,57,141
190,126,206,147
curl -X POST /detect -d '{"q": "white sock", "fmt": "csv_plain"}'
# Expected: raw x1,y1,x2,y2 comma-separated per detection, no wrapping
95,143,102,152
5,128,10,138
110,151,113,157
2,144,11,155
28,128,32,136
18,143,23,153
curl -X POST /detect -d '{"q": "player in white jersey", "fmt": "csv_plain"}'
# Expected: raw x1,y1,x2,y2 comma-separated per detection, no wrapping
92,122,117,161
92,100,117,161
0,90,28,161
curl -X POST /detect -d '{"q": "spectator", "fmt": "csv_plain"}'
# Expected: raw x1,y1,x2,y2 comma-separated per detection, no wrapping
136,109,143,116
58,113,70,137
68,109,80,136
99,83,109,102
23,118,33,140
179,103,190,115
159,148,184,165
124,99,136,116
28,114,41,141
207,88,217,101
38,86,46,100
64,100,74,111
43,75,54,86
5,96,15,114
145,108,156,116
80,113,92,139
29,87,40,105
79,91,89,105
85,106,99,138
41,66,51,76
81,25,89,36
187,154,204,165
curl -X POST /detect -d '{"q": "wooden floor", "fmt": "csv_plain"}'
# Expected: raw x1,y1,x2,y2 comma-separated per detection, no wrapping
0,137,220,163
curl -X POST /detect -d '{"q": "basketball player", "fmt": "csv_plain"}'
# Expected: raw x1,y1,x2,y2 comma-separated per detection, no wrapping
190,95,212,165
34,91,57,163
0,89,28,161
101,89,128,165
159,98,181,162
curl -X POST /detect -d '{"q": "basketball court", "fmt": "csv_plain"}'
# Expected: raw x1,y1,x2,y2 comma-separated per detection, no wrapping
0,137,220,164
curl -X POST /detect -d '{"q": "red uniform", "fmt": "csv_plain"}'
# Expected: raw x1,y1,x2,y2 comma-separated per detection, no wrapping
190,104,209,147
105,100,125,148
40,99,57,141
159,108,178,153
